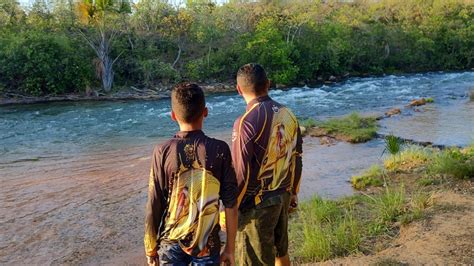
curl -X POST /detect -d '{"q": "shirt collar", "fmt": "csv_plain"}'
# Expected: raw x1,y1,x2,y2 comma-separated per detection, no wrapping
247,95,271,110
175,130,204,138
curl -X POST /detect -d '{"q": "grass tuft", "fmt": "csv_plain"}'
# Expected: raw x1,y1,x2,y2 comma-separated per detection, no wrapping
384,146,433,172
351,165,384,190
316,112,378,143
290,197,361,262
428,147,474,179
299,117,317,129
383,134,402,155
425,97,434,103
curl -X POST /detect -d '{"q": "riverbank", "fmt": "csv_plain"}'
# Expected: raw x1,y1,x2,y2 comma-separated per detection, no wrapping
289,144,473,265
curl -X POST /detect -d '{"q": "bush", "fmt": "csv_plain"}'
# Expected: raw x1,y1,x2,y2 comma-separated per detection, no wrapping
0,31,92,96
140,59,180,86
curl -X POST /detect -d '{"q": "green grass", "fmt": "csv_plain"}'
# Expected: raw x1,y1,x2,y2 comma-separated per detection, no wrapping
299,117,317,129
289,185,431,263
428,146,474,179
316,112,378,143
383,134,402,155
425,97,434,103
416,176,442,186
384,146,434,172
290,197,361,262
351,165,384,190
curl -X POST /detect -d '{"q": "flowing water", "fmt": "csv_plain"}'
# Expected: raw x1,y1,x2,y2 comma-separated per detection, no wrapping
0,71,473,264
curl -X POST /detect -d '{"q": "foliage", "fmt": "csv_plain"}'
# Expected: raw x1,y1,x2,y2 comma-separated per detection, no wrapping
0,31,92,96
316,113,378,143
1,0,474,95
290,197,361,262
428,147,474,179
383,134,402,155
298,117,317,129
351,165,384,190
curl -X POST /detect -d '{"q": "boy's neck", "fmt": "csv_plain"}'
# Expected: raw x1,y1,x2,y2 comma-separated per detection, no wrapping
178,122,203,132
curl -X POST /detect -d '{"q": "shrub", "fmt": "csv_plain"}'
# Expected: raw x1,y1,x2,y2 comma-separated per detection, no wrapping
299,118,317,129
383,134,402,155
0,31,92,96
140,59,180,86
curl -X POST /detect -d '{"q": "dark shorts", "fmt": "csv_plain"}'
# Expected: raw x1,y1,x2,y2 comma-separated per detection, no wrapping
158,242,219,266
236,192,290,266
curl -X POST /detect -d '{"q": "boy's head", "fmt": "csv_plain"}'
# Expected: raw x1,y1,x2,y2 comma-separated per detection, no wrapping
236,63,270,96
171,82,207,124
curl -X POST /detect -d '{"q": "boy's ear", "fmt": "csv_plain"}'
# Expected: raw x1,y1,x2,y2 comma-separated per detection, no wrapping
171,110,177,122
236,84,243,96
203,107,208,118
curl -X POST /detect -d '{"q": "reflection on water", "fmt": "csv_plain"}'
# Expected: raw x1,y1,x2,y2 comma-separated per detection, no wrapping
380,101,474,146
1,71,474,264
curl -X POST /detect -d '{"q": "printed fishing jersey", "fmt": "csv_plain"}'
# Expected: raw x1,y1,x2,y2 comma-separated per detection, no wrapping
232,95,303,211
144,130,237,257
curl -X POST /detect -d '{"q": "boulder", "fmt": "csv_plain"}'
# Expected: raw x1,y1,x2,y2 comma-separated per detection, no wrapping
320,136,336,146
385,108,401,117
408,98,427,107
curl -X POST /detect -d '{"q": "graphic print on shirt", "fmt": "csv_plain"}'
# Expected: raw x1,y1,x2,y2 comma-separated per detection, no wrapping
256,105,298,199
163,144,220,257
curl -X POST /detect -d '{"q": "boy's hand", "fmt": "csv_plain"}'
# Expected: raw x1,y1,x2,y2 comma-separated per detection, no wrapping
289,194,298,213
147,255,159,266
220,249,235,266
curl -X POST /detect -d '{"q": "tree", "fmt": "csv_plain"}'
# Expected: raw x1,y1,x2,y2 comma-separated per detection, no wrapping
76,0,131,91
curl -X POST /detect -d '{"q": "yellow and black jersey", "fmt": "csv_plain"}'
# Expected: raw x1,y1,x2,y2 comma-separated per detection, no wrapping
232,96,303,211
144,130,237,257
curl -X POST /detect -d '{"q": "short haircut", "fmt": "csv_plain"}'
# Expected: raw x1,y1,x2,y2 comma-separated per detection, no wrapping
236,63,268,94
171,82,205,123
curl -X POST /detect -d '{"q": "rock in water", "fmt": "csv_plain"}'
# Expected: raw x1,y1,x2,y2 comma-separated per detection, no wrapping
385,108,401,117
408,98,427,107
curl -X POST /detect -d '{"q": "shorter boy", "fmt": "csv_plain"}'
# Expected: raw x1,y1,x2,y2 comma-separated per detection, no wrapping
144,83,238,266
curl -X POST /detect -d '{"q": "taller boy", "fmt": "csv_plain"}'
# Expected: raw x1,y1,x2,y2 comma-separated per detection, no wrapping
232,63,303,266
144,83,238,265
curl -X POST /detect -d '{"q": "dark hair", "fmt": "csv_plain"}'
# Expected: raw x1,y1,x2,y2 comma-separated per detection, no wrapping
236,63,268,94
171,82,205,123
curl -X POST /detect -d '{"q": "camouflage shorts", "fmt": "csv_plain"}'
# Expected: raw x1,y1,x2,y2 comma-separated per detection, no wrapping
236,192,290,266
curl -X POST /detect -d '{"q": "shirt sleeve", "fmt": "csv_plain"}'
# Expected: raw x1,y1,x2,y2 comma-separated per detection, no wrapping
219,143,238,208
144,145,167,257
292,124,303,195
231,116,256,205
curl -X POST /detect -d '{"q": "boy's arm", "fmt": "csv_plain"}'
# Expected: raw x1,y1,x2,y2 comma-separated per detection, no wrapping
292,124,303,198
144,146,166,259
220,144,239,265
231,117,255,204
222,205,238,265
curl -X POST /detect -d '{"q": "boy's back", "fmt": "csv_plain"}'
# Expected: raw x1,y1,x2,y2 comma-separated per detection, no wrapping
144,130,237,261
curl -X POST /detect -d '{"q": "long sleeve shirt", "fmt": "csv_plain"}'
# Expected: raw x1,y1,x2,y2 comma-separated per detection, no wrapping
231,95,303,211
144,130,237,257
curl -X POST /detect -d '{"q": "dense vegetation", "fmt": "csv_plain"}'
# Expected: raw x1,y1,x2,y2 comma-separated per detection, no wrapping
1,0,473,96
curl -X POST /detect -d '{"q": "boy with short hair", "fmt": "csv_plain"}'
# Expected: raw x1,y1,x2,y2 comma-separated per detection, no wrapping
144,83,238,266
232,63,303,266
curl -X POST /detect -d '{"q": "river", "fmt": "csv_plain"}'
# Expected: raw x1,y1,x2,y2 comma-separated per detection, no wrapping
0,71,473,264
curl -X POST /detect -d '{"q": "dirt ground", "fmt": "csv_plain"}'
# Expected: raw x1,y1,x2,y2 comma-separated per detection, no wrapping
309,190,474,266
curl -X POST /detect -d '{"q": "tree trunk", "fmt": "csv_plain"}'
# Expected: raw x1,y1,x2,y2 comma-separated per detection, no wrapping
172,42,182,69
98,31,114,92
